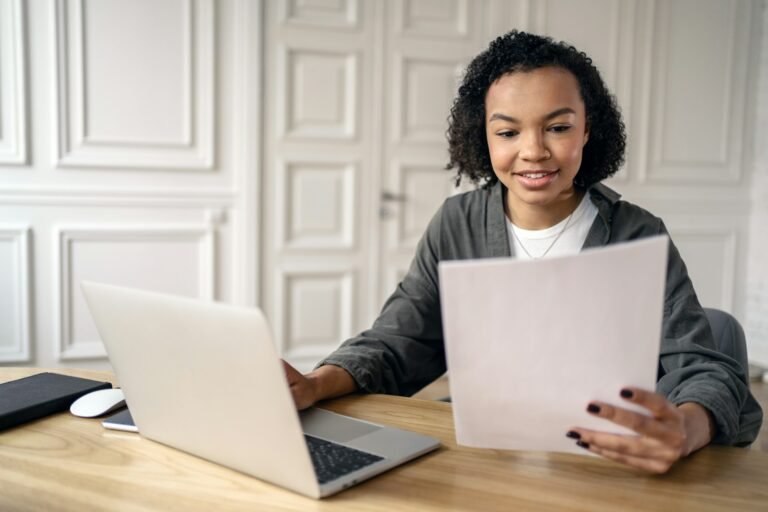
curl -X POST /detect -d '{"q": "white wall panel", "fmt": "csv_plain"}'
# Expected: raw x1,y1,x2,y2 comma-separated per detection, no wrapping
0,0,253,370
393,161,455,248
53,0,214,169
279,46,358,140
671,229,737,311
286,272,353,347
277,269,354,363
279,0,359,29
0,226,30,362
394,56,463,143
0,0,27,165
54,225,215,360
644,0,750,183
279,161,357,250
394,0,470,38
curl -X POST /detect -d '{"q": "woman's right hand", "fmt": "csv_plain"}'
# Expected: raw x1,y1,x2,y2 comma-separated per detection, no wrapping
282,361,358,410
282,360,318,410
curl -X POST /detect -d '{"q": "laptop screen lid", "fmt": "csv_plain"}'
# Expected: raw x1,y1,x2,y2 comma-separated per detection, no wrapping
81,281,320,498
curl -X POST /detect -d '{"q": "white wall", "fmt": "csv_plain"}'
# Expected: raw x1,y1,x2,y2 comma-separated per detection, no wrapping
746,0,768,366
0,0,261,369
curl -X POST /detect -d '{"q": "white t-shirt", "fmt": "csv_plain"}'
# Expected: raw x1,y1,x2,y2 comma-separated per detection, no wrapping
506,194,599,260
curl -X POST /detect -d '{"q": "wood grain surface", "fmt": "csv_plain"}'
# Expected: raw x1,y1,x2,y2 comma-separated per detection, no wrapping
1,368,766,511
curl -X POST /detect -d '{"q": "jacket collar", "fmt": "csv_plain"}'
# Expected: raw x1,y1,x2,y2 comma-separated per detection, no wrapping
487,180,622,255
583,182,621,248
487,181,511,257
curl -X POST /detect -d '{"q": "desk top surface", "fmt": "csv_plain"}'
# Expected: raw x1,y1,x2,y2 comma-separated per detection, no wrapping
1,368,766,512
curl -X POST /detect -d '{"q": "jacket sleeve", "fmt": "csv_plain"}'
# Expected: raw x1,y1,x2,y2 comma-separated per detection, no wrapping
315,206,446,396
656,220,763,445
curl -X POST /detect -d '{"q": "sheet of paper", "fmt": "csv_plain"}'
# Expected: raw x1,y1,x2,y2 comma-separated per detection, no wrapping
438,236,668,454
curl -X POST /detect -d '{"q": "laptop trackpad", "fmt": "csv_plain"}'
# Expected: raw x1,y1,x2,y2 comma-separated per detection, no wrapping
300,408,382,443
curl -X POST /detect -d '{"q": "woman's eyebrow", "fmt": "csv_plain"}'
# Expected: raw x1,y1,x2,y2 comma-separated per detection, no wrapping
488,112,518,123
544,107,576,120
488,107,577,123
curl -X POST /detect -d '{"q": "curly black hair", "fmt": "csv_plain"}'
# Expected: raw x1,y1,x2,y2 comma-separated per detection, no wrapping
446,30,626,189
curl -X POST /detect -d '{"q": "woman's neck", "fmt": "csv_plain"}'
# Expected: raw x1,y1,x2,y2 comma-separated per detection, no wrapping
505,188,585,230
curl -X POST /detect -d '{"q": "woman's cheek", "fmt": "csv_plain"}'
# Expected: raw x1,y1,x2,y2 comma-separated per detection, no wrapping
562,140,585,166
491,142,516,166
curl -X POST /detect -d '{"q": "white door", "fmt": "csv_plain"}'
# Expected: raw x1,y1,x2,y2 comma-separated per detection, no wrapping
261,0,381,372
376,0,491,302
260,1,482,371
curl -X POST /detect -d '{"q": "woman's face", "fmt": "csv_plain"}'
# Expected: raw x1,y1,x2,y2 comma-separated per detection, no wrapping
485,67,589,214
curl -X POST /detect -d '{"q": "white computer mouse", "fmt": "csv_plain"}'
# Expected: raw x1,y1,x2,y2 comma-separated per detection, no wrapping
70,388,126,418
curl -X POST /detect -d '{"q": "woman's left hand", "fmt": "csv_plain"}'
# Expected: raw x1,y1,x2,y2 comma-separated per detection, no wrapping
567,387,715,474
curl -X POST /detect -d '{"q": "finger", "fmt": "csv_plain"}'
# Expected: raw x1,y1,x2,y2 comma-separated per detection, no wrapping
619,387,676,418
586,401,680,442
570,428,680,461
585,401,665,437
581,442,676,474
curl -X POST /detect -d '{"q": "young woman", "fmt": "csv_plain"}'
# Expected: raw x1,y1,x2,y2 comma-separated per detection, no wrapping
283,31,762,474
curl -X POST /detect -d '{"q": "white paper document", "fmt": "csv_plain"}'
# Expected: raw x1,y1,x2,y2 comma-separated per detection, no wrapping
438,236,668,454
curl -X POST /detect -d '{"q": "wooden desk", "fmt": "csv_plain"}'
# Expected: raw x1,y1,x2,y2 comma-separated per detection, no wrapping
1,368,766,511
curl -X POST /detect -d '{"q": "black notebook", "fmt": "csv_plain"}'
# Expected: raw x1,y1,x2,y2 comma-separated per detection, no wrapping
0,372,112,431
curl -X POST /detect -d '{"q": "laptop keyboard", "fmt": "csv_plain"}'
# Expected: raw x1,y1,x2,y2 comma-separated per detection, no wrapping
304,434,384,484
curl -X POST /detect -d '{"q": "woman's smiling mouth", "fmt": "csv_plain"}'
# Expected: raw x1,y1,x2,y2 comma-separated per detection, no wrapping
516,170,557,179
513,170,560,188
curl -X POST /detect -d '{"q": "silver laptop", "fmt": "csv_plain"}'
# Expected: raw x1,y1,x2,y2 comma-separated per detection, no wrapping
81,281,440,498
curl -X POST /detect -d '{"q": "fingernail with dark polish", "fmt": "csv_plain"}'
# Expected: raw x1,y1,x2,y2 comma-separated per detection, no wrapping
576,440,590,449
587,403,601,414
620,388,634,399
566,430,581,439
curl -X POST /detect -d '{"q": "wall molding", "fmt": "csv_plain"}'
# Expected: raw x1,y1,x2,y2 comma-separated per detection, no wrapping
276,268,355,370
0,185,235,207
390,158,456,249
53,224,216,361
0,0,28,165
278,0,360,30
607,183,753,214
0,225,31,362
391,53,463,144
52,0,215,170
669,226,738,311
643,0,750,184
276,44,360,141
393,0,470,39
276,159,358,251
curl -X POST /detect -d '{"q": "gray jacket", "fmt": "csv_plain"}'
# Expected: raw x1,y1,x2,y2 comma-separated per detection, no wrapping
318,182,763,446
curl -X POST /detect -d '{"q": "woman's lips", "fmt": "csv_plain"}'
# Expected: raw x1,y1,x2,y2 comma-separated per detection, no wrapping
513,170,559,189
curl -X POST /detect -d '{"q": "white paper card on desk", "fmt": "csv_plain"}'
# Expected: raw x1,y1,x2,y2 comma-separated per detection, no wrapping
438,236,668,454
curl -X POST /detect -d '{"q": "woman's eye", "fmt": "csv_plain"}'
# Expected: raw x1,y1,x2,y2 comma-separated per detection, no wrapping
497,130,518,138
549,124,572,133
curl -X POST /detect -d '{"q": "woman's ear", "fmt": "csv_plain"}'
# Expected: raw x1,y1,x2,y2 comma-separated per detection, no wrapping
583,122,590,145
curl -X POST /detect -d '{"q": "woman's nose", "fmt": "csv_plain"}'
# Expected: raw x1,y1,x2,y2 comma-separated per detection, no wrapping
519,132,550,161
